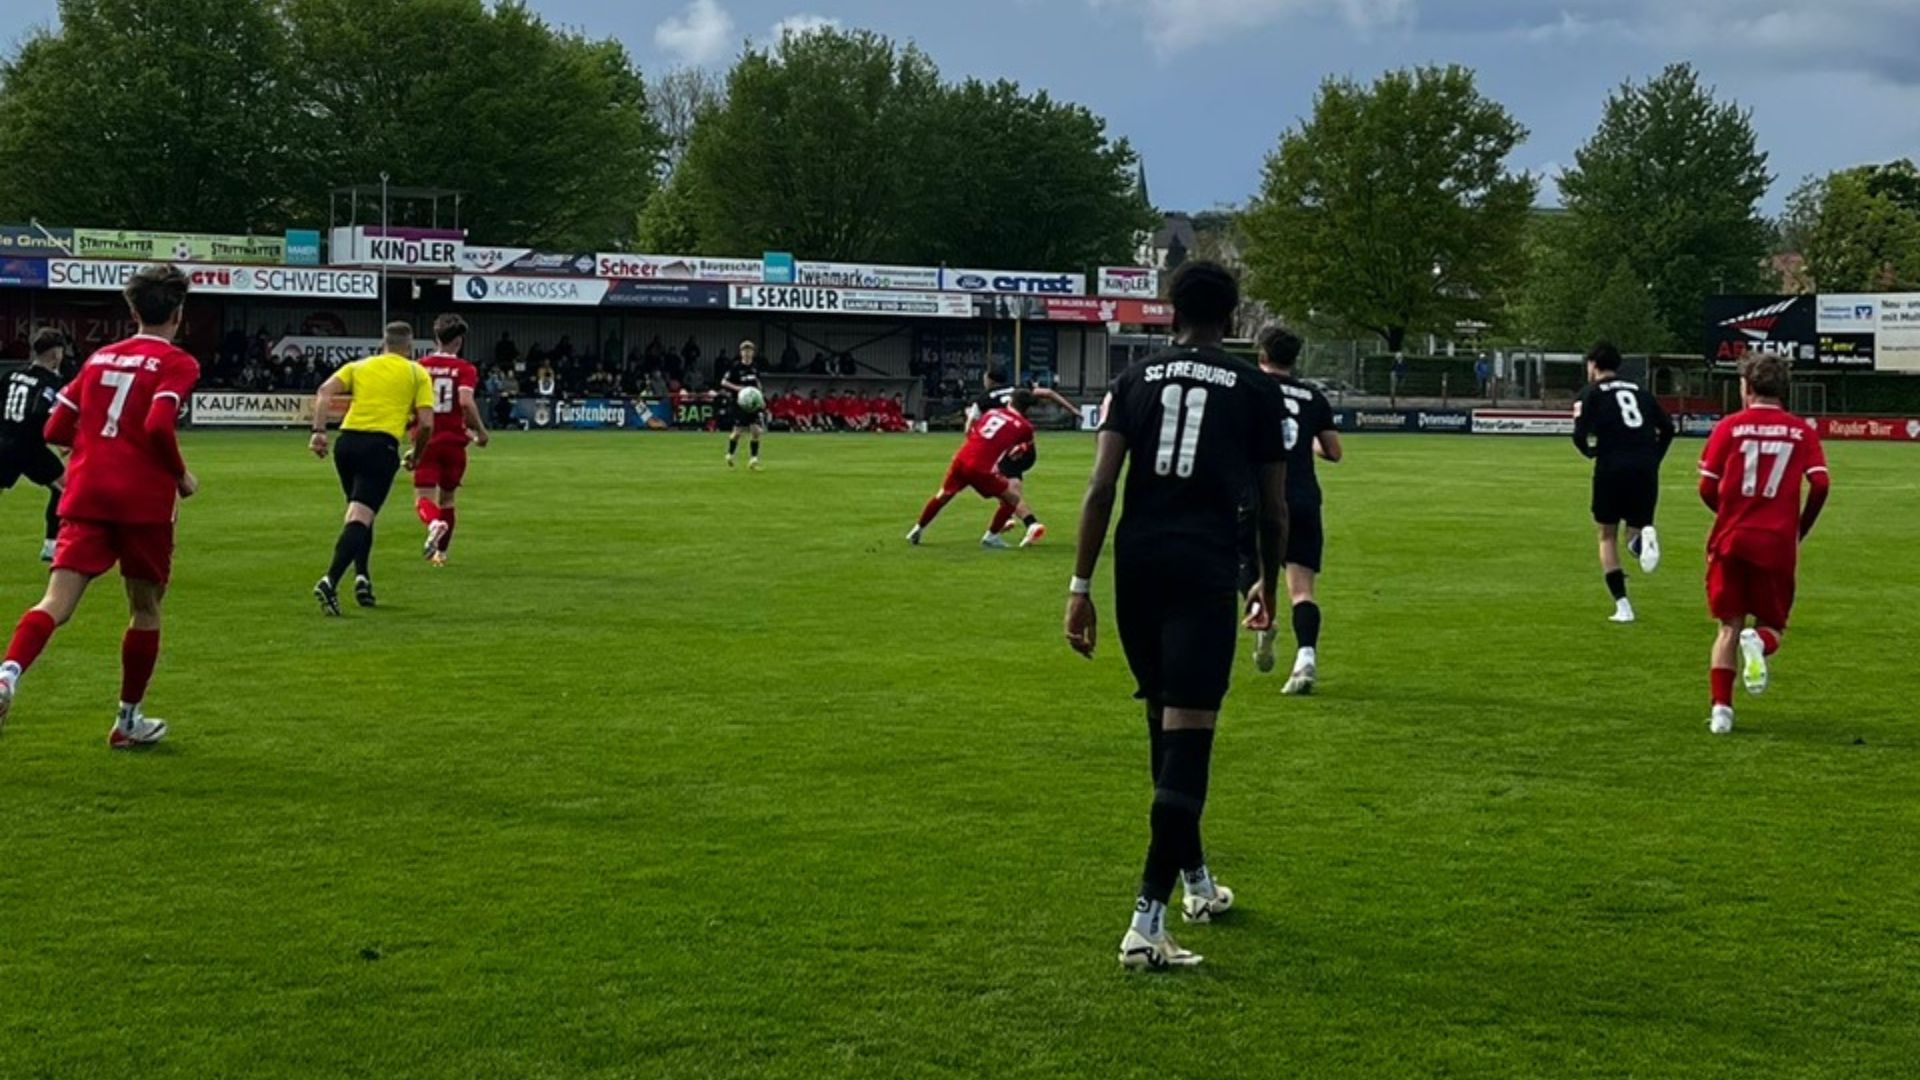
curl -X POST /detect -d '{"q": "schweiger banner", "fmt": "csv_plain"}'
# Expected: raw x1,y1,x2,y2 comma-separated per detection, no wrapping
71,228,285,264
730,285,973,319
49,259,379,299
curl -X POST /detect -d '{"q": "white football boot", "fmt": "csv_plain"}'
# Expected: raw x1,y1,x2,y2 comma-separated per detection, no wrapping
109,708,168,749
1118,928,1203,970
1638,527,1661,574
1181,883,1236,924
1709,705,1735,735
1610,598,1636,624
1252,629,1277,674
1739,629,1770,695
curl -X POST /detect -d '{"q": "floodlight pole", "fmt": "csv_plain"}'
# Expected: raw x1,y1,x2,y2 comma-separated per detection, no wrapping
379,172,390,327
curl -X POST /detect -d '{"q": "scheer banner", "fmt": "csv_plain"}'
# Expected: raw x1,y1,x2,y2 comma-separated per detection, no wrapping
1816,416,1920,442
188,392,348,427
1471,409,1576,435
48,259,379,299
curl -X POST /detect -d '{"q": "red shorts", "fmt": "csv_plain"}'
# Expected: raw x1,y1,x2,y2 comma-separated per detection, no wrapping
941,461,1009,500
415,441,469,491
52,519,175,585
1707,553,1795,629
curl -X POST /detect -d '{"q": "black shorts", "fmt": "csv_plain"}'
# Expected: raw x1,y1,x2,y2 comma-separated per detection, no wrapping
0,439,62,489
1592,465,1660,529
1235,500,1325,592
1114,564,1240,712
1000,444,1038,480
731,404,765,430
335,430,401,513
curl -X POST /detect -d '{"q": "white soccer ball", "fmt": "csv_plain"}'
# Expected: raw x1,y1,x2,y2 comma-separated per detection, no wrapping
737,387,766,414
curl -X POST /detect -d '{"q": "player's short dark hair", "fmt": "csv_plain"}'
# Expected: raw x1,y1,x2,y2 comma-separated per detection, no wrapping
1257,325,1303,368
1741,354,1792,401
30,326,68,355
433,314,468,346
1586,342,1623,372
985,367,1010,388
1169,260,1239,331
1009,389,1037,413
124,263,190,326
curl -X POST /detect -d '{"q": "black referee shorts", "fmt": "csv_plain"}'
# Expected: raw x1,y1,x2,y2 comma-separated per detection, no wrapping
0,439,63,489
335,430,401,513
1592,464,1660,529
1115,563,1240,713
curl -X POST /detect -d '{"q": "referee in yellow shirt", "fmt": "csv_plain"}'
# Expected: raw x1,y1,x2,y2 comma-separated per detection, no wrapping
308,321,434,615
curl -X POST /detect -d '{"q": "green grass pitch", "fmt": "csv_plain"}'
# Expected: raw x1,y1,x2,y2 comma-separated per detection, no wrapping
1,430,1916,1079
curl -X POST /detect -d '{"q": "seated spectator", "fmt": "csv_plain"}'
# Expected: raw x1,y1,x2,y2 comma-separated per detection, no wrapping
808,351,830,375
838,352,857,376
780,340,803,372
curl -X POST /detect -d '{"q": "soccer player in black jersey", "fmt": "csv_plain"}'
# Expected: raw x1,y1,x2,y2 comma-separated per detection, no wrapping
1065,261,1289,970
1572,342,1675,624
1241,325,1342,693
0,328,72,561
721,341,765,470
966,368,1078,530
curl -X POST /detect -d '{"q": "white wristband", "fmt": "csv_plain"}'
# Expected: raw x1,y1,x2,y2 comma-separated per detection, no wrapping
1069,576,1093,596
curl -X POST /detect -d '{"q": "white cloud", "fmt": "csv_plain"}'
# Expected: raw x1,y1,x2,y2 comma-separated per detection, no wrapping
771,14,842,41
654,0,736,66
1091,0,1413,54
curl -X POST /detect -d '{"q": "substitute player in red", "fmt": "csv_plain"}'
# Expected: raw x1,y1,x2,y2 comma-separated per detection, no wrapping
413,314,488,567
907,390,1046,549
1697,354,1831,735
0,265,199,746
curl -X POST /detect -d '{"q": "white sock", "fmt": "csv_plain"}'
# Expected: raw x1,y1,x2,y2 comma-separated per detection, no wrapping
1182,865,1217,900
0,659,21,683
1131,898,1165,938
1297,646,1317,666
116,701,138,727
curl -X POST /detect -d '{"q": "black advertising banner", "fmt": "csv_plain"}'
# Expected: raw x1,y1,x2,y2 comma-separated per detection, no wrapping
1704,295,1818,368
1816,332,1875,369
604,281,728,309
0,224,73,258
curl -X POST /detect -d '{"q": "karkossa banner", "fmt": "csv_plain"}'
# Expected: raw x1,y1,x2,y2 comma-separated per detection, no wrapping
1471,409,1576,436
457,247,598,276
1039,297,1174,326
457,274,610,306
941,267,1087,296
1097,267,1160,299
595,253,763,282
270,336,432,366
48,259,380,299
729,284,973,319
187,391,345,427
793,260,942,291
1816,416,1920,442
71,228,284,265
329,226,465,270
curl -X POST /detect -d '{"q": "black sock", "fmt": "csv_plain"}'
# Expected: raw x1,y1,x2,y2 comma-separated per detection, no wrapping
1606,570,1628,601
750,439,760,458
1022,514,1037,527
728,436,739,456
1146,707,1165,785
354,524,373,580
1140,728,1214,905
44,488,60,542
328,521,371,585
1292,601,1321,650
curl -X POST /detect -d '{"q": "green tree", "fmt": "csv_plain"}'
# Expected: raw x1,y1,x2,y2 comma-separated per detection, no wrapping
913,79,1151,269
0,0,308,232
1582,259,1670,353
1783,161,1920,292
1240,66,1536,352
286,0,663,249
637,168,701,253
680,29,940,261
1557,64,1772,345
1505,212,1589,347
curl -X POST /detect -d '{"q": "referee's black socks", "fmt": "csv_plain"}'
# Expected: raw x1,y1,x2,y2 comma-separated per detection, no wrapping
1605,569,1628,601
1292,601,1321,651
328,521,372,586
749,439,760,459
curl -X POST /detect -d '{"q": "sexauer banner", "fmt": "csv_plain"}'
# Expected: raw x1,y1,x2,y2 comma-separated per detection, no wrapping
1472,409,1576,435
595,253,763,282
1097,267,1160,299
511,397,672,430
458,247,598,276
0,224,75,258
187,391,348,427
793,260,942,291
329,226,465,270
0,258,48,288
1705,295,1818,368
1038,297,1174,326
71,228,285,264
941,267,1086,296
49,259,379,299
730,284,973,319
457,275,610,306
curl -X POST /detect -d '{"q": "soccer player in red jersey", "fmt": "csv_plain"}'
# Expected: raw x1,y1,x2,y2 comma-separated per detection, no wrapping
1696,354,1831,735
413,314,489,567
907,390,1046,549
0,265,199,747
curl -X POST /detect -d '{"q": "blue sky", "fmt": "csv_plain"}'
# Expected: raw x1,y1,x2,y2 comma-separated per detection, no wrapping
5,0,1917,214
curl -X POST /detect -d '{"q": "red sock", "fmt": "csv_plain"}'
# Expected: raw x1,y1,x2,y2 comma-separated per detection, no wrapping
917,496,947,529
1756,628,1781,656
415,497,440,526
438,506,457,552
1711,667,1735,708
988,502,1015,534
5,609,57,673
120,628,160,705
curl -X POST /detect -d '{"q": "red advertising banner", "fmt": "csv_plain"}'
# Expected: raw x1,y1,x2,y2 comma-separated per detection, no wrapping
1041,297,1173,326
1816,416,1920,441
